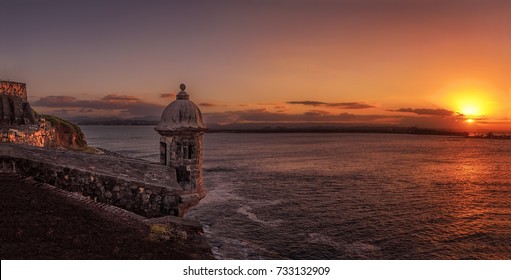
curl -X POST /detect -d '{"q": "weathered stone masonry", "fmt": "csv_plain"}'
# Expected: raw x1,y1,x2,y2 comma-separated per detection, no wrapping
0,143,205,218
155,84,207,194
1,120,56,147
1,80,57,147
0,80,35,126
1,81,85,149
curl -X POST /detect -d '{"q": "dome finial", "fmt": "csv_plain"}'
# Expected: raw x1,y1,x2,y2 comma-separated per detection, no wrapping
176,83,189,100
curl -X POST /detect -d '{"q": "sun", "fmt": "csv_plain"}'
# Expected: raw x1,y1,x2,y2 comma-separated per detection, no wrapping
454,93,491,119
458,100,484,124
438,81,498,121
459,103,481,117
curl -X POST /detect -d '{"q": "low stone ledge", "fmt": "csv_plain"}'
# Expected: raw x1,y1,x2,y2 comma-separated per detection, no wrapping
0,143,205,217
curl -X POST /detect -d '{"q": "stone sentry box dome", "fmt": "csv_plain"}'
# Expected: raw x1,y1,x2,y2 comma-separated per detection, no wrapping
155,84,207,194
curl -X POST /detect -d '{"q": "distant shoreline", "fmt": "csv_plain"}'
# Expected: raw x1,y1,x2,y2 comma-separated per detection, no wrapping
204,128,469,137
77,123,511,137
78,123,472,137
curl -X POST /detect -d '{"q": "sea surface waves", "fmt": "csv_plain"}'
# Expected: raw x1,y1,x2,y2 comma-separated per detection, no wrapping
81,126,511,259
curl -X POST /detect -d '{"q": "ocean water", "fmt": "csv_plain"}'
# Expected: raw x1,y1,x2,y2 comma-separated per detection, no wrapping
80,125,511,259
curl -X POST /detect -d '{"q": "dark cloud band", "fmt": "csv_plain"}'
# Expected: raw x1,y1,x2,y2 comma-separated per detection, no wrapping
390,108,457,117
287,100,375,109
33,95,165,118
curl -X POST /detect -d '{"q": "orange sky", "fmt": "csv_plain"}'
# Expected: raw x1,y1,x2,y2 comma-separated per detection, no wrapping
1,0,510,131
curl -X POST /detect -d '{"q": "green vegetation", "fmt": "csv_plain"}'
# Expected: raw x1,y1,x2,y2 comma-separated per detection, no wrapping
148,224,188,242
83,146,100,154
150,224,168,235
40,114,88,150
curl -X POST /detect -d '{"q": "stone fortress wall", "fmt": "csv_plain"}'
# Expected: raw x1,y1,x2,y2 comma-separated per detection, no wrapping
0,81,28,101
0,80,71,148
0,81,33,126
1,120,56,147
0,143,204,217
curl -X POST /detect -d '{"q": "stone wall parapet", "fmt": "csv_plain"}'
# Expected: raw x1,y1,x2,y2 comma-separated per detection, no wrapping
0,143,206,217
0,81,27,102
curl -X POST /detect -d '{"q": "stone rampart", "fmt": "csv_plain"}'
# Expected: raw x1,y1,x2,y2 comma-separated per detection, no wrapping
1,122,56,147
0,143,206,218
1,81,35,125
0,81,27,102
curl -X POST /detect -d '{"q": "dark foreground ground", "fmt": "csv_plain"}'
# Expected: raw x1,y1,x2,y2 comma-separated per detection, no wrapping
0,172,213,259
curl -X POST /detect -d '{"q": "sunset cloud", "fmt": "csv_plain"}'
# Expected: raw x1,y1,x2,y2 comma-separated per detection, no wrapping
287,101,375,109
160,93,176,99
198,102,223,107
102,94,140,102
203,109,386,124
391,108,458,117
33,95,165,118
35,96,77,106
287,101,325,106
